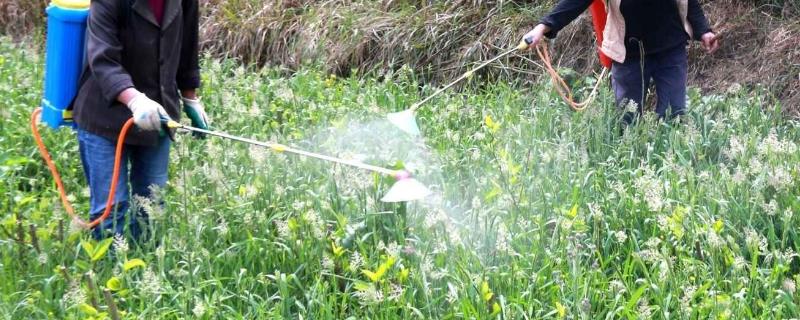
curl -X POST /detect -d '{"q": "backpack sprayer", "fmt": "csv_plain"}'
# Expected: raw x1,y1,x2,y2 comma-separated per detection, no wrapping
31,1,431,230
388,0,611,136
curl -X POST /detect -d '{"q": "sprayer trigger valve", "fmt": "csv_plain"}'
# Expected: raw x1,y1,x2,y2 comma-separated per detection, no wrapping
271,144,287,152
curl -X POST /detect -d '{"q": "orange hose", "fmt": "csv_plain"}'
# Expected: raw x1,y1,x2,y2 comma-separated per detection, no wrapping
535,42,608,112
31,108,134,229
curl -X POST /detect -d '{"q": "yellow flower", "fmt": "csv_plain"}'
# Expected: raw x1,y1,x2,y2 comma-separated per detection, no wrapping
331,242,345,258
712,219,724,233
398,267,410,283
480,280,493,302
555,302,567,318
362,255,397,283
484,115,500,133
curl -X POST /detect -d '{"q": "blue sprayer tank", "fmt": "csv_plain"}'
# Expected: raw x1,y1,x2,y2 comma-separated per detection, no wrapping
41,0,90,129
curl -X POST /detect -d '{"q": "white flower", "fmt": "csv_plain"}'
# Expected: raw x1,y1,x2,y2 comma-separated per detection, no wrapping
748,158,763,175
471,196,482,210
303,210,325,239
783,208,794,221
63,280,86,307
733,255,747,271
192,301,206,317
385,242,400,257
768,166,792,190
112,234,129,254
609,280,626,294
681,285,697,312
291,200,305,211
431,268,448,281
388,283,404,301
634,165,665,212
216,218,229,236
587,202,604,220
725,136,746,160
140,267,162,296
275,220,291,238
745,228,768,252
762,199,778,216
614,231,627,244
37,252,48,264
155,246,166,260
645,237,661,249
496,223,510,252
322,254,334,271
353,284,383,305
349,251,364,272
638,300,652,318
707,229,724,249
446,282,459,303
732,165,747,184
729,287,747,301
420,256,433,274
635,249,659,263
782,279,796,294
624,99,639,113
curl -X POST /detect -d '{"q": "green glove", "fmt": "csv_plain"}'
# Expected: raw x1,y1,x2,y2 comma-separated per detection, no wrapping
181,97,210,138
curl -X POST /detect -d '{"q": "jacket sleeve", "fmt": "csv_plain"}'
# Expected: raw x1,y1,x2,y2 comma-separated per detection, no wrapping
687,0,712,40
177,0,200,90
86,0,134,103
539,0,594,39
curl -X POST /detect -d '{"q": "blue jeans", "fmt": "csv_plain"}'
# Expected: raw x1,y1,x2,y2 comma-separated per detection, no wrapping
611,44,688,123
77,129,170,241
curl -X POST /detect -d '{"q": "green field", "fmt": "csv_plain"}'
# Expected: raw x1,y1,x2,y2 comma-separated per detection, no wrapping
2,38,800,319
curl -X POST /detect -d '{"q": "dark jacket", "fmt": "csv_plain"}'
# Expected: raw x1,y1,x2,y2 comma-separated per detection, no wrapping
540,0,711,58
73,0,200,146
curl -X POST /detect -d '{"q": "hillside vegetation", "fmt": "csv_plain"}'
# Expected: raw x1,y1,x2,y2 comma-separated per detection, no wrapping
1,0,798,112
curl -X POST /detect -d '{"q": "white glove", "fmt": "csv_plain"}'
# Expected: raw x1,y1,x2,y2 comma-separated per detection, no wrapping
127,93,168,131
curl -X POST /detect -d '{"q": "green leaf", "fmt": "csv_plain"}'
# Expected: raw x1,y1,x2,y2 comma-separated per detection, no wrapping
123,258,146,272
79,303,99,315
353,281,372,292
80,240,95,258
74,260,90,271
91,238,113,262
106,277,122,291
625,285,648,312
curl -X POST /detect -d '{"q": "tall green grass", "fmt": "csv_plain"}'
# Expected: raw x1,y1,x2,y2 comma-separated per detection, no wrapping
1,38,799,319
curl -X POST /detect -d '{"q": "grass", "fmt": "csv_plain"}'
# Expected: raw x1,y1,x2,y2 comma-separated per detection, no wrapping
2,37,800,319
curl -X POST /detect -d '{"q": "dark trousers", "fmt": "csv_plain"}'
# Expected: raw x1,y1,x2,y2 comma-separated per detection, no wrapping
611,44,688,123
78,128,171,241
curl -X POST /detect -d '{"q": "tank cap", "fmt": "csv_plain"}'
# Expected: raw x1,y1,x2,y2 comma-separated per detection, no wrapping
52,0,90,9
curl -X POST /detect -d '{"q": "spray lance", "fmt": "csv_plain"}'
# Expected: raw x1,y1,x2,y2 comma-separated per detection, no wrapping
163,120,432,203
388,0,610,136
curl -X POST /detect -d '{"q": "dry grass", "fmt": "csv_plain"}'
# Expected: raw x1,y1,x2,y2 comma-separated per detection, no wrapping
0,0,47,38
689,0,800,115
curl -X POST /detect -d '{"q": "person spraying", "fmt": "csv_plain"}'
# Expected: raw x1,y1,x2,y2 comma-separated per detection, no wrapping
522,0,720,124
71,0,209,241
